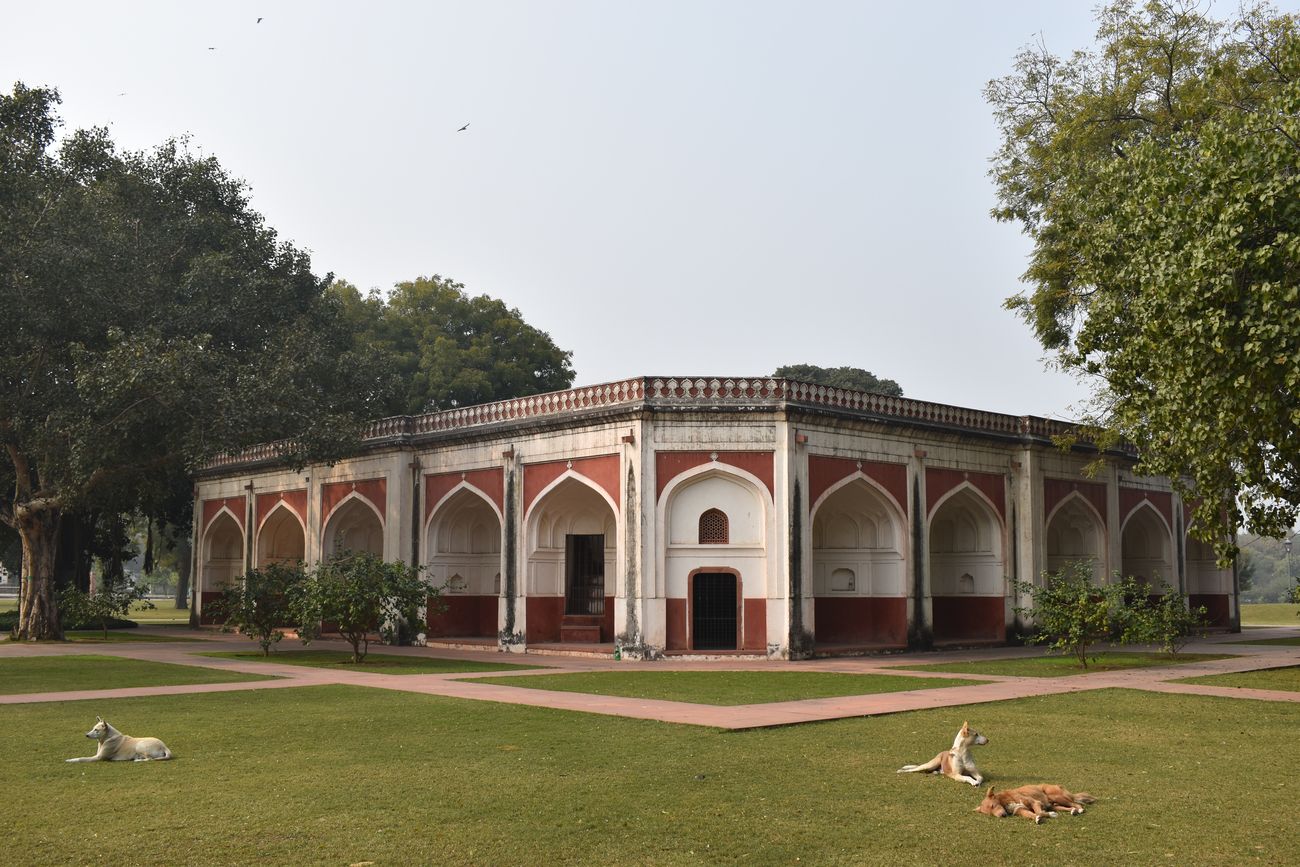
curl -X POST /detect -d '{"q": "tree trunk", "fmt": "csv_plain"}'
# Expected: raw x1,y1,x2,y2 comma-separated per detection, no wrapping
17,508,64,641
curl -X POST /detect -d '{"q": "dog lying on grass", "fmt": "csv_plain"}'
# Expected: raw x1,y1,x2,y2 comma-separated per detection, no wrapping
975,784,1095,823
896,721,988,786
65,716,172,763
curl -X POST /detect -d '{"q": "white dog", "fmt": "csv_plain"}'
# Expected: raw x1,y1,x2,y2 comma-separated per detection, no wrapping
66,716,172,763
896,721,988,786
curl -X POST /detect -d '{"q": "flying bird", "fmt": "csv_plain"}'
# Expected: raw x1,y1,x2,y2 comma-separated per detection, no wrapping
457,123,470,132
257,17,263,23
208,46,216,50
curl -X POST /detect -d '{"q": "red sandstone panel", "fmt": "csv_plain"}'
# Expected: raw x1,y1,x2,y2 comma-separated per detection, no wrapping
1119,487,1173,530
478,596,498,637
813,596,908,646
807,456,907,515
925,468,1006,521
1190,594,1231,628
742,598,767,651
603,596,615,643
522,454,621,515
526,596,564,643
1043,478,1107,526
426,594,479,637
931,596,1005,643
202,496,246,532
655,451,775,500
198,591,226,625
666,598,688,650
424,468,505,521
320,478,387,528
255,489,307,530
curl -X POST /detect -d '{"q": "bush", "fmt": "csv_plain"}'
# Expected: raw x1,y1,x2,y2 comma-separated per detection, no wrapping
1014,561,1140,668
211,562,306,656
1123,582,1209,654
59,583,152,638
292,551,439,663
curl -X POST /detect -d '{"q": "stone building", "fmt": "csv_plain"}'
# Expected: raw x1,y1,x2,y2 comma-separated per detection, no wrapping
192,377,1235,658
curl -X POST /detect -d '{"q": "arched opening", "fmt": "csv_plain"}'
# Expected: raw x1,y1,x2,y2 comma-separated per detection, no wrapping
662,469,768,652
1186,532,1233,627
929,487,1004,644
322,496,384,559
200,511,244,623
425,487,501,639
1120,504,1172,591
526,477,617,643
1045,496,1105,584
257,505,305,569
811,478,906,648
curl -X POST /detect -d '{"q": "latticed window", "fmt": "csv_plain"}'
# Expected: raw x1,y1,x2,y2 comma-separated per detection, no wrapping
698,508,729,544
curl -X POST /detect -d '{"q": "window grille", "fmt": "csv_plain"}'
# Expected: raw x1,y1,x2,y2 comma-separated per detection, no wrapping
699,508,729,544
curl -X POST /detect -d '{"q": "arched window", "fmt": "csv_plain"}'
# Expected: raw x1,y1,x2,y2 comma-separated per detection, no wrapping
698,508,729,544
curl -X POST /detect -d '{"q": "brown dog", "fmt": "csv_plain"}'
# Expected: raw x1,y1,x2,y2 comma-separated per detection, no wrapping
975,784,1095,823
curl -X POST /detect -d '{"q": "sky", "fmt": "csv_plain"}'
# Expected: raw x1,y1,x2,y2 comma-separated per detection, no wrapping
2,1,1260,419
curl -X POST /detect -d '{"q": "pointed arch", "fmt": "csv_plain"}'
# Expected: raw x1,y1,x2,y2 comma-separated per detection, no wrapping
199,510,244,623
424,484,502,639
928,484,1006,643
322,492,385,558
256,501,306,568
810,471,906,530
1120,500,1173,587
1045,491,1106,583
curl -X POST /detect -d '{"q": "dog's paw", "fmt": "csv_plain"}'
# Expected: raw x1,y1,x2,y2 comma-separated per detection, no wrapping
1033,815,1043,824
1046,811,1058,818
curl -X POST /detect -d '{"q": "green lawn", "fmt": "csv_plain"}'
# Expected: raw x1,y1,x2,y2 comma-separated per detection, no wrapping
0,597,192,623
1174,665,1300,692
0,655,275,695
1240,602,1300,625
888,651,1231,678
2,685,1297,864
66,630,206,643
1220,636,1300,647
200,649,543,674
466,670,984,705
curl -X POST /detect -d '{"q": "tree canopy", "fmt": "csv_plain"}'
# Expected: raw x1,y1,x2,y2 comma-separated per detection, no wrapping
772,364,903,396
987,1,1300,546
1,83,389,639
328,276,575,416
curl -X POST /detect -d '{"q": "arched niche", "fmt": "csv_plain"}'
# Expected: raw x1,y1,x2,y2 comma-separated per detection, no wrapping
322,496,384,559
425,487,502,639
1185,531,1233,626
928,487,1005,643
1120,504,1172,587
526,476,617,642
257,504,305,568
202,511,244,593
1045,495,1105,583
810,477,907,647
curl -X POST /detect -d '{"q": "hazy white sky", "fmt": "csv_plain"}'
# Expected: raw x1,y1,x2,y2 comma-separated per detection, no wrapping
7,1,1275,418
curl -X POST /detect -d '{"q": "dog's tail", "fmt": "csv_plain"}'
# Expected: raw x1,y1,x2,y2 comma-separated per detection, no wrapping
1073,792,1095,804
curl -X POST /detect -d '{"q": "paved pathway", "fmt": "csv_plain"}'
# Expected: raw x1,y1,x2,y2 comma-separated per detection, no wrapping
2,626,1298,729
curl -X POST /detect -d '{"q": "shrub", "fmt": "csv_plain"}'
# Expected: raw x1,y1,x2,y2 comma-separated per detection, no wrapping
59,583,153,639
1123,582,1208,654
1014,561,1139,668
292,551,440,663
211,562,306,656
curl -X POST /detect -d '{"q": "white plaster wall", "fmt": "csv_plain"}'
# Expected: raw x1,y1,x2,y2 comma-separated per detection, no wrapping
1045,496,1105,583
1120,506,1174,586
811,479,905,597
426,490,501,596
661,470,770,601
929,490,1002,596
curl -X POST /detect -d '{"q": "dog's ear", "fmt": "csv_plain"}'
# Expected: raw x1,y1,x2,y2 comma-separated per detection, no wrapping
986,785,995,795
96,715,103,722
961,720,969,731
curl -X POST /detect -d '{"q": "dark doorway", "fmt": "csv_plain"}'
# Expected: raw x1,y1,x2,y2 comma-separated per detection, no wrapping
565,534,605,616
692,572,738,650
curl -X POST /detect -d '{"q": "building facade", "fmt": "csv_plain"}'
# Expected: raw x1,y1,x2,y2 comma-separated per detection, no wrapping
192,377,1236,658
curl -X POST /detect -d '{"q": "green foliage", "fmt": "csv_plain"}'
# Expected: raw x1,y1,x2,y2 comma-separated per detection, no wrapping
0,82,391,639
1123,582,1209,654
1237,534,1299,602
212,562,305,656
292,552,440,663
58,583,152,639
987,2,1300,549
1014,561,1138,667
328,276,575,416
772,364,903,396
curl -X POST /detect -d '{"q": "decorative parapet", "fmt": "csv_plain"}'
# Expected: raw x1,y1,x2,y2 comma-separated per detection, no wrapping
202,376,1126,470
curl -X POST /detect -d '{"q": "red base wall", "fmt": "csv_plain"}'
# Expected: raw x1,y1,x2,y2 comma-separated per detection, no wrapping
743,599,767,651
813,596,907,646
1189,593,1232,627
199,591,225,625
931,596,1004,642
664,597,767,651
667,598,687,650
526,597,564,643
426,595,497,638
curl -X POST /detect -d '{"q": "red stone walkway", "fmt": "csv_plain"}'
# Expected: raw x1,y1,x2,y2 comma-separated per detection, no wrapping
2,626,1297,729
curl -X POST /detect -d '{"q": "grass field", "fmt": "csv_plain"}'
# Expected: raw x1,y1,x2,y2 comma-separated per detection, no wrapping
0,655,275,695
201,650,543,674
3,685,1297,864
1221,636,1300,647
466,670,985,705
65,630,206,643
1240,602,1300,625
1174,665,1300,692
0,597,192,624
888,652,1230,678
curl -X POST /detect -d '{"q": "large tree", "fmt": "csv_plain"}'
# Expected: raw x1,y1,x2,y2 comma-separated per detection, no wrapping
987,1,1300,548
1,84,389,640
773,364,903,397
329,276,575,416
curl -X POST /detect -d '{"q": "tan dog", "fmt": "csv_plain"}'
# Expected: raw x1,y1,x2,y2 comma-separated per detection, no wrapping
897,721,988,786
975,784,1095,823
65,716,172,763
